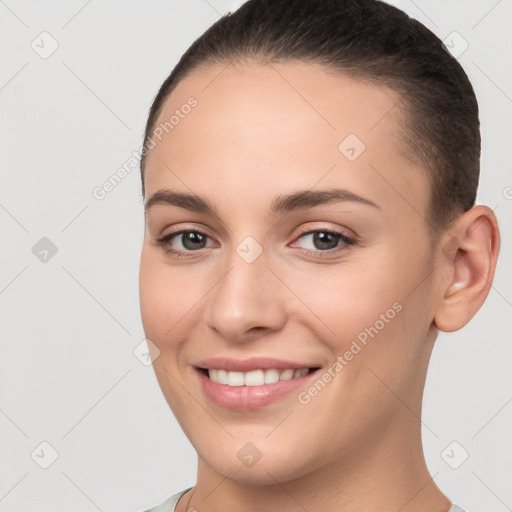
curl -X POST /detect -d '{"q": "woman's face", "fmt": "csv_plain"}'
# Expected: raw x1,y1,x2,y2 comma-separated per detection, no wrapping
139,61,443,484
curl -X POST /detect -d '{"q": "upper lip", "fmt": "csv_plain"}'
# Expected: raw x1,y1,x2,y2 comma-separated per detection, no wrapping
195,357,320,372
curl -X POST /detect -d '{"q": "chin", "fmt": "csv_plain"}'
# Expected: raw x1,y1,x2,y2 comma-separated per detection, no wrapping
198,441,315,485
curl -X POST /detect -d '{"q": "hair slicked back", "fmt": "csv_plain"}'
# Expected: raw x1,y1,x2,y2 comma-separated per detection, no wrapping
140,0,480,234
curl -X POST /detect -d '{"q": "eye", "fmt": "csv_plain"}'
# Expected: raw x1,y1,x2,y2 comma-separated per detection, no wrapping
291,227,356,258
151,229,215,258
151,226,357,259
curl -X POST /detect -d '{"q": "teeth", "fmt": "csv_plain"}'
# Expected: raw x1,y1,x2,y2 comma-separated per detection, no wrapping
279,369,294,381
207,367,310,386
227,371,245,386
245,369,265,386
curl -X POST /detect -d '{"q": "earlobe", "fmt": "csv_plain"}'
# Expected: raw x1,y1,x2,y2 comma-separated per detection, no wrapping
433,206,500,332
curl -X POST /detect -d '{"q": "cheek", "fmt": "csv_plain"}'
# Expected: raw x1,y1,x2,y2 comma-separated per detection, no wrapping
139,249,204,415
288,258,402,344
139,248,202,347
319,242,436,386
291,245,430,375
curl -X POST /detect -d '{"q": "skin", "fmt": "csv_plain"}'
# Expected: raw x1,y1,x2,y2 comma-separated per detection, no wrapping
139,61,500,512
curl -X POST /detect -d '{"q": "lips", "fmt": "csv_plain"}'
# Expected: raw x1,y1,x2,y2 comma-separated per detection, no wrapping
194,357,322,409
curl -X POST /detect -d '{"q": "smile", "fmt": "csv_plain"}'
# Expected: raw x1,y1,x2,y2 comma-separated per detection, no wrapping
206,367,312,386
195,365,321,410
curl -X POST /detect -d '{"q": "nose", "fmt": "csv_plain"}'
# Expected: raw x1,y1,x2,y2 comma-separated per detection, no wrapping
204,248,288,343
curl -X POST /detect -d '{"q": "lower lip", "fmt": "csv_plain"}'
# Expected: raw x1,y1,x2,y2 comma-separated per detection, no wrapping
196,368,319,410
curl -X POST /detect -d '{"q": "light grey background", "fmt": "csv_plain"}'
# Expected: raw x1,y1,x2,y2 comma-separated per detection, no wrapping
0,1,510,511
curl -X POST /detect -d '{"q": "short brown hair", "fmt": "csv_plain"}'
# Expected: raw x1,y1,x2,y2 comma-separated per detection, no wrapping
140,0,480,234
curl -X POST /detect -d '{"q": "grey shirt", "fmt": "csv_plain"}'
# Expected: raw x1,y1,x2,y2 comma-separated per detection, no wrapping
142,488,468,512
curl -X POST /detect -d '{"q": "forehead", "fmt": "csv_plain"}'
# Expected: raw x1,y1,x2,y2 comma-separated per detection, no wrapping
152,60,406,156
144,60,429,219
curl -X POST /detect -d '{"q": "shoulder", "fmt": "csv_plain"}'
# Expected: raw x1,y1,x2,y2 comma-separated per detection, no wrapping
140,487,193,512
450,505,470,512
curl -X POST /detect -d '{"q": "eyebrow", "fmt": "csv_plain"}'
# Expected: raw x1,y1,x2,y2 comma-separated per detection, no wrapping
144,187,380,216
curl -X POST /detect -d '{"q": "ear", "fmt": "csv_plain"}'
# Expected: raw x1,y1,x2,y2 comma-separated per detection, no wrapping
433,205,500,332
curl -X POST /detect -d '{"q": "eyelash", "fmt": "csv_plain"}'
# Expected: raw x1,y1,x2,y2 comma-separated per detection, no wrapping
151,227,357,260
